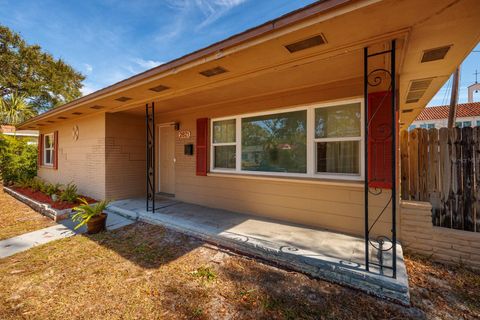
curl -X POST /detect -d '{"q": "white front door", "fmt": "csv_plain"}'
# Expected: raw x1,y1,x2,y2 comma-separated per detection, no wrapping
159,125,176,195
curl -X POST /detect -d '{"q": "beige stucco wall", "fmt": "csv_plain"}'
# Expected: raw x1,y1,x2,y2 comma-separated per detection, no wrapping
37,113,106,200
400,201,480,269
105,113,146,199
154,83,394,236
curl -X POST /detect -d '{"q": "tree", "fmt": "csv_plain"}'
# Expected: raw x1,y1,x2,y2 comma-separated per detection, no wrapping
0,91,36,125
0,25,85,113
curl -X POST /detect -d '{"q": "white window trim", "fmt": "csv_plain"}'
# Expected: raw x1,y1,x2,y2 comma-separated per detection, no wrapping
210,98,364,181
43,133,54,166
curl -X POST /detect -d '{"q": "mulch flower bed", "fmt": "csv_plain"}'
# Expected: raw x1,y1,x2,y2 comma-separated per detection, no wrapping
11,187,96,210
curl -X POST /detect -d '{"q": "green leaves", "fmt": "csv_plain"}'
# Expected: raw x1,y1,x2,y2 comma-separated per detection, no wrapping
0,134,37,183
0,25,85,113
0,91,36,125
59,183,78,203
71,198,110,230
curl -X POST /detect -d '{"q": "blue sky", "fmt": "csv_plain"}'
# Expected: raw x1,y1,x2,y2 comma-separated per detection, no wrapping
0,0,478,106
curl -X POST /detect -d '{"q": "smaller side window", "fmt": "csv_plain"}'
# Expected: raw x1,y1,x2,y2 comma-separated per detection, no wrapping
43,133,54,166
427,124,435,129
463,121,472,127
212,119,236,170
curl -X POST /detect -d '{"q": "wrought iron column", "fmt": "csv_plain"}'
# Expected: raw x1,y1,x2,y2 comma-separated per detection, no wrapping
363,40,397,278
146,102,155,212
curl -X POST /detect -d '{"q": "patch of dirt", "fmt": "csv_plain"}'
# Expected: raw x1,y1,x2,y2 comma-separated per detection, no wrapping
0,185,55,240
0,222,478,319
405,252,480,320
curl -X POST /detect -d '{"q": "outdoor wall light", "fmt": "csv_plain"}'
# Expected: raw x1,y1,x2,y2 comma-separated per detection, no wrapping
174,122,180,130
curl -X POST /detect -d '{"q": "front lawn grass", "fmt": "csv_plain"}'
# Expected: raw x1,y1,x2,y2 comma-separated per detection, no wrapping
0,222,478,319
0,184,55,241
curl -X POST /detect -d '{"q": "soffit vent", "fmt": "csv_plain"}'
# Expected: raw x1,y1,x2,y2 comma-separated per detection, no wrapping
37,124,45,126
90,105,105,110
72,112,83,115
47,120,55,123
115,96,132,102
406,78,433,103
57,116,68,120
200,66,228,77
285,34,326,53
421,45,451,63
402,109,414,113
149,85,170,92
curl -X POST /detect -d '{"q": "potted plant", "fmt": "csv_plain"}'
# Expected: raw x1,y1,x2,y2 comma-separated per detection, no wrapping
71,198,110,234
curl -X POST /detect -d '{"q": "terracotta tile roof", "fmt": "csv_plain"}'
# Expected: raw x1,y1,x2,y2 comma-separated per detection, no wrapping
415,102,480,121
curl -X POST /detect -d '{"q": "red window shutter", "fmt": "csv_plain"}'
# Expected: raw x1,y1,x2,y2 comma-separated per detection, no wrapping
38,134,44,167
53,131,59,170
196,118,209,176
368,91,395,189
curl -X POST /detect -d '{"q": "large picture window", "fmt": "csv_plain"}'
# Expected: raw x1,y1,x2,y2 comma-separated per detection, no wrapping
241,111,307,173
210,99,363,180
43,133,54,166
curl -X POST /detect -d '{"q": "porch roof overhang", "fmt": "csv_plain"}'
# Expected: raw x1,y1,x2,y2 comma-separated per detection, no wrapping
18,0,480,130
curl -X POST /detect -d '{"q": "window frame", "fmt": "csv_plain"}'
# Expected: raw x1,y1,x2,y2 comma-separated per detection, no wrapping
210,98,364,181
43,133,54,166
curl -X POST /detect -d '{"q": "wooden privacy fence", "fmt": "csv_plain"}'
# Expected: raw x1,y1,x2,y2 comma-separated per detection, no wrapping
401,127,480,233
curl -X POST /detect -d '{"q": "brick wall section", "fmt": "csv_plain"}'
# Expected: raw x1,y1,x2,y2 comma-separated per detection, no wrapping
400,201,480,269
105,112,146,200
38,113,106,200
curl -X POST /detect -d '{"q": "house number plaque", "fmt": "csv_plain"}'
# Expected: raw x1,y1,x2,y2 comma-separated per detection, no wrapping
178,130,191,139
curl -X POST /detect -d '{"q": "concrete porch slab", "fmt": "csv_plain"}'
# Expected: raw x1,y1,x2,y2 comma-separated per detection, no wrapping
107,196,410,304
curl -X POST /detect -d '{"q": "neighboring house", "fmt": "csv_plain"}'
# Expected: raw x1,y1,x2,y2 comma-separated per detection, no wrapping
411,102,480,130
0,125,38,145
17,0,480,239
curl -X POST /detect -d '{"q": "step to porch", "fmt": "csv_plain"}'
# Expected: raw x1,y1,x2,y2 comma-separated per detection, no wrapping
106,197,410,305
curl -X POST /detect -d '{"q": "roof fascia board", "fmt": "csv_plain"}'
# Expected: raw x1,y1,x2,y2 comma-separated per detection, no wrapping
19,0,381,128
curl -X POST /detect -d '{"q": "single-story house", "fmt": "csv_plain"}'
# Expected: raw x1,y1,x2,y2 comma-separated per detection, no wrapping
18,0,480,242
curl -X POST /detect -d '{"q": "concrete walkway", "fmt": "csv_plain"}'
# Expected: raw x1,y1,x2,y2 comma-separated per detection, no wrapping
0,212,133,259
107,196,410,304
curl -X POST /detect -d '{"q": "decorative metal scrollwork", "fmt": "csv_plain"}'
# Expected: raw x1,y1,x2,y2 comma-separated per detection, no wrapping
364,40,397,278
368,235,394,252
367,68,392,88
279,245,299,253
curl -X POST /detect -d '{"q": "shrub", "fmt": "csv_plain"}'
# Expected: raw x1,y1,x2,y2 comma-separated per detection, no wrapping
0,135,37,184
29,177,45,192
43,182,62,196
59,183,78,203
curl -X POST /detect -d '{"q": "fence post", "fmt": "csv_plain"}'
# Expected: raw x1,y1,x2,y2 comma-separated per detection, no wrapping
400,130,409,200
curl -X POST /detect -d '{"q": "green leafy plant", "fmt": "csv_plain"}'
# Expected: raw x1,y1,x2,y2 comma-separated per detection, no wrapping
0,135,37,184
71,198,110,230
29,177,45,192
59,182,78,203
190,266,217,282
43,182,62,197
14,176,33,188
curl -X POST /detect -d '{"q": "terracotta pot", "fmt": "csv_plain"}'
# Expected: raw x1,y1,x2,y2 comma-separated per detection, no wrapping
87,213,107,234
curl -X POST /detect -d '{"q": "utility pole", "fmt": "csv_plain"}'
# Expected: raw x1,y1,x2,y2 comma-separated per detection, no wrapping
447,66,460,128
